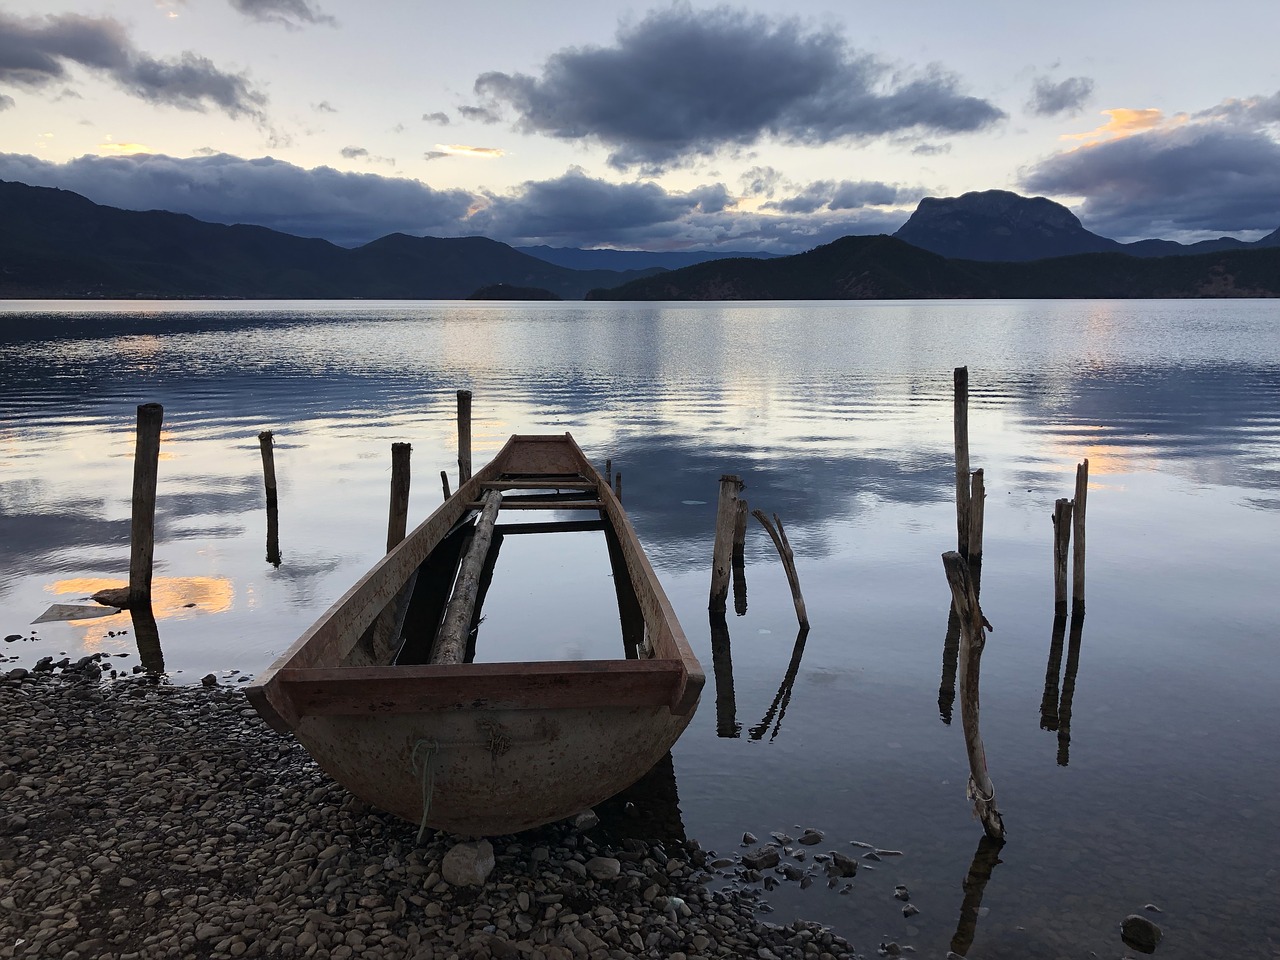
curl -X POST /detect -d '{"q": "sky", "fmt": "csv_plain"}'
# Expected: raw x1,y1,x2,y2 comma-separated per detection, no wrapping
1,0,1279,253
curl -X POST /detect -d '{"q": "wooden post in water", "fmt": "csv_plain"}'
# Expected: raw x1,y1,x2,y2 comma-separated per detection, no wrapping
387,442,412,552
258,431,278,510
954,367,971,557
732,498,749,616
968,468,985,564
431,489,501,664
752,510,809,629
1072,458,1088,613
709,475,743,615
605,458,613,487
1052,498,1073,616
614,472,622,502
941,551,1005,840
456,389,473,485
128,403,164,607
440,470,451,501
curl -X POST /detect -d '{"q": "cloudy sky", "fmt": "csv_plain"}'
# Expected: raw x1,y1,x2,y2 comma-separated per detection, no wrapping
2,0,1278,252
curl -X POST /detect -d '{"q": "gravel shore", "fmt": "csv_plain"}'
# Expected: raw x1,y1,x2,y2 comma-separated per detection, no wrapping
1,661,863,960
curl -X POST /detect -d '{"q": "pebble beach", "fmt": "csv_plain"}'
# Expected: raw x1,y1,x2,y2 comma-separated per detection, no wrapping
0,660,865,960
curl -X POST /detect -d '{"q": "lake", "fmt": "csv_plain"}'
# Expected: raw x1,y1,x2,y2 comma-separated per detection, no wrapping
1,299,1277,958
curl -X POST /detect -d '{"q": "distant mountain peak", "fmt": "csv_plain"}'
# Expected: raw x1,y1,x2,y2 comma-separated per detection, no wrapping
894,189,1117,261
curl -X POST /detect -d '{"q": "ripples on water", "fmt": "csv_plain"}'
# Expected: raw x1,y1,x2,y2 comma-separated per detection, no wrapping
1,300,1278,958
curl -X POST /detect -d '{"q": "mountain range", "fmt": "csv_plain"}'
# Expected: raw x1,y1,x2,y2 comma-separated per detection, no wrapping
2,179,1278,300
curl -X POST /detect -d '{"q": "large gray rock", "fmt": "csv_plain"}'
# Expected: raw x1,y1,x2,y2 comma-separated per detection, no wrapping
742,846,780,871
441,840,495,886
585,857,621,880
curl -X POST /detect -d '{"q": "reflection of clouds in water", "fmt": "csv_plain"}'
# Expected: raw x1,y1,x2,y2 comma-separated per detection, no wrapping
265,554,344,607
44,575,234,648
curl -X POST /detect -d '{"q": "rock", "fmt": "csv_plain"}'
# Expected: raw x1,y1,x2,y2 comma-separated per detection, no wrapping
829,852,858,878
573,810,599,831
742,847,780,871
201,674,218,687
441,840,495,886
742,832,758,845
902,904,919,918
1120,914,1163,953
797,829,823,845
894,885,910,901
4,634,21,642
863,851,882,861
585,857,620,880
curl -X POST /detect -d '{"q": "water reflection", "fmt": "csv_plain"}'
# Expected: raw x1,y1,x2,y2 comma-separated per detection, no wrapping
949,835,1005,958
748,627,809,743
1044,612,1087,767
709,616,740,738
130,603,166,674
592,752,686,845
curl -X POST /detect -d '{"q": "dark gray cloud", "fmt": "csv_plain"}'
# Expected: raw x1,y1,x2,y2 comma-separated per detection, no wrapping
314,100,337,113
457,104,500,123
227,0,335,28
422,111,450,125
423,150,449,161
1021,95,1280,239
0,152,474,246
0,94,13,111
740,166,785,198
468,6,1003,171
764,179,920,214
911,142,950,156
340,145,368,159
1027,76,1094,117
0,11,265,118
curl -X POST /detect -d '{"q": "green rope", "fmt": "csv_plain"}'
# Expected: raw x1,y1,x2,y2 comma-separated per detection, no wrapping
411,739,439,844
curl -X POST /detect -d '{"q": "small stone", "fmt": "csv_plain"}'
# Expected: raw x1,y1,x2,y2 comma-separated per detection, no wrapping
829,853,858,878
201,674,218,687
573,810,599,831
442,840,495,886
894,885,910,901
863,851,882,861
742,847,780,871
902,904,919,918
1120,914,1163,954
797,829,823,845
742,832,758,845
585,857,619,880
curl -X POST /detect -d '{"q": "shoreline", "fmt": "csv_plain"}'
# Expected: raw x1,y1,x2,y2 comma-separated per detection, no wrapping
1,664,862,960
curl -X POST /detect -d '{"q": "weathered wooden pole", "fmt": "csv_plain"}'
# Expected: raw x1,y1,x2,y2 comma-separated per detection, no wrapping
456,389,473,485
128,403,164,607
605,458,613,487
440,470,451,501
954,366,971,557
709,475,743,614
1052,497,1073,616
613,471,622,502
431,489,501,664
752,510,809,629
258,431,278,510
941,551,1005,840
968,468,985,564
387,442,412,552
732,498,749,617
1072,458,1089,613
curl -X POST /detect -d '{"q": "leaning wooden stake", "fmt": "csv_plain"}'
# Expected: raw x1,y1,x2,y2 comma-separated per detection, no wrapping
1052,498,1073,616
1072,458,1088,613
387,442,412,552
431,489,501,664
941,551,1005,840
709,475,743,614
954,366,971,557
752,510,809,629
128,403,164,607
457,389,473,485
968,468,985,563
440,470,451,501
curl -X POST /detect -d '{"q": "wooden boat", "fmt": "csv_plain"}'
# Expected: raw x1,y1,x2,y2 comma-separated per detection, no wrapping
247,433,703,836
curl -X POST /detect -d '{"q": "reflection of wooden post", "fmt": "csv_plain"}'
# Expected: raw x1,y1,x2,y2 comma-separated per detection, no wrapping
709,616,740,738
709,475,742,614
387,442,412,552
265,498,281,568
440,470,451,501
456,389,472,485
1052,498,1073,616
939,601,961,725
128,403,164,607
1039,614,1068,731
968,468,985,563
130,603,165,675
1072,458,1088,613
941,551,1004,840
949,834,1005,958
748,627,809,742
752,510,809,629
954,367,971,557
431,490,501,664
1057,612,1085,767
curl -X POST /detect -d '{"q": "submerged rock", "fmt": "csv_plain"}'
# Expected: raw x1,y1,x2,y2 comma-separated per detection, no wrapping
1121,913,1163,953
743,847,781,871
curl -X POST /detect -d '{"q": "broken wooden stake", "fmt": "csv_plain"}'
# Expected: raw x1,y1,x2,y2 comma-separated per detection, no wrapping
954,366,971,557
128,403,164,607
1052,497,1073,616
968,468,985,563
1072,458,1088,613
941,550,1005,841
752,509,809,629
457,389,473,485
440,469,451,501
387,442,412,553
709,475,743,614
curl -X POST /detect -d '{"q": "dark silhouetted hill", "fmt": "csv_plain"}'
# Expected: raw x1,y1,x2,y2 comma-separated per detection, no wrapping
517,245,782,271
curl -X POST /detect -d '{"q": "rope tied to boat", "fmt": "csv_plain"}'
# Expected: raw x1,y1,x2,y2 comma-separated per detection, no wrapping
411,739,439,845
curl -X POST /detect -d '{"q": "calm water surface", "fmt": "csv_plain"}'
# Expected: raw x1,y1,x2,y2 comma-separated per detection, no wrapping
1,300,1278,958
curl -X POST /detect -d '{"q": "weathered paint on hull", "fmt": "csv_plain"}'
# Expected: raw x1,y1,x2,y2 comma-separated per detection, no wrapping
296,704,693,835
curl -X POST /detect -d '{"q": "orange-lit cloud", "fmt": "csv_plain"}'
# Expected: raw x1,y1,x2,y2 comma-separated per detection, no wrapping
1062,108,1173,142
